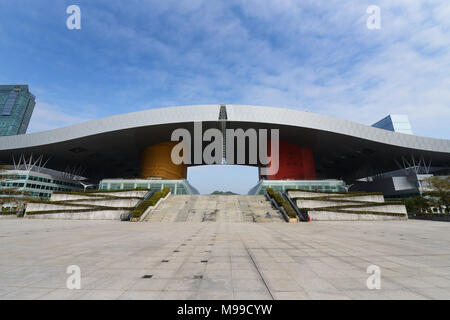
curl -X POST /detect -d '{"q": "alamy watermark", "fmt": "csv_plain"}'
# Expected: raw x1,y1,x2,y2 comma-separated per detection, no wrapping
171,122,280,176
366,5,381,30
66,5,379,31
66,265,81,290
66,5,81,30
366,264,381,290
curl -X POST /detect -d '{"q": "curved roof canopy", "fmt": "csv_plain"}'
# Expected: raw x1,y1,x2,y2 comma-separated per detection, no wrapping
0,105,449,181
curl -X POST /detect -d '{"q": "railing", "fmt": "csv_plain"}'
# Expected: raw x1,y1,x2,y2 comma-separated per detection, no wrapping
120,190,154,221
265,192,289,222
283,192,309,222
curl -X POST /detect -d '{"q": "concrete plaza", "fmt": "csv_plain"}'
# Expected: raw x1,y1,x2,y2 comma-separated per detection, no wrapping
1,219,450,300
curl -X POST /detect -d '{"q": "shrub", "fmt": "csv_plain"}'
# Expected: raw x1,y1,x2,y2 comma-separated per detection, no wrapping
54,188,150,195
307,208,406,217
266,188,297,219
402,196,431,214
132,187,170,218
25,207,134,215
286,189,383,196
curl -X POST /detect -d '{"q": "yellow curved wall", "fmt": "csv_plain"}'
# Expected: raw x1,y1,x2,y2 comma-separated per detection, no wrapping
139,142,187,179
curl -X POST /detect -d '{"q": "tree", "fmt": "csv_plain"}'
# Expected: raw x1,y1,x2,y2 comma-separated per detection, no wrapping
424,176,450,214
404,196,430,214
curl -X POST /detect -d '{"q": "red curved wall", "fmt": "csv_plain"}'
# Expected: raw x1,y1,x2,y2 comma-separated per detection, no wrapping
261,140,316,180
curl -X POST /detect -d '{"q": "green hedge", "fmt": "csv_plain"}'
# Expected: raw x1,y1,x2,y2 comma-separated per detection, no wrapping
298,202,404,210
292,193,385,201
132,187,171,218
26,200,137,209
53,196,144,202
26,207,134,215
266,188,297,219
287,189,383,196
27,199,95,206
307,208,406,217
53,188,150,195
293,197,365,203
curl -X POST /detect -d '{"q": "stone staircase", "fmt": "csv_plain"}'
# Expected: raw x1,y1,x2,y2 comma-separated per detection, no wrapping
145,195,284,223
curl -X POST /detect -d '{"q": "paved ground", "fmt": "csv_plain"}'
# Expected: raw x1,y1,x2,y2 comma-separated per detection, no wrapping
1,219,450,300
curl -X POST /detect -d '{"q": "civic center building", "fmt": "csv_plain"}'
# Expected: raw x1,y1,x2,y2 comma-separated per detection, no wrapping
1,85,449,199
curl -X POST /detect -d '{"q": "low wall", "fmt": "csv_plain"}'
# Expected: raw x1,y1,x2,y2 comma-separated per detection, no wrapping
288,191,337,198
288,191,385,203
93,191,148,198
341,204,407,214
50,190,147,201
330,195,385,203
50,194,100,201
72,198,139,208
308,210,407,221
26,203,90,212
24,210,127,220
296,199,356,208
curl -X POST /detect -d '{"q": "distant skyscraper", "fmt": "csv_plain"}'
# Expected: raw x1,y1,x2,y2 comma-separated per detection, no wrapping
0,85,35,136
372,114,413,135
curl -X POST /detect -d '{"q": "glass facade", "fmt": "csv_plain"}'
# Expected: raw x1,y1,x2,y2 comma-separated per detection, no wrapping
0,85,36,136
98,179,199,195
0,170,83,199
372,114,413,135
248,179,347,195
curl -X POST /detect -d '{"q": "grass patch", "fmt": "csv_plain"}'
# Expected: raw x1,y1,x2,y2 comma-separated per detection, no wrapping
308,209,406,217
53,188,150,196
266,188,297,219
25,207,134,215
287,189,383,196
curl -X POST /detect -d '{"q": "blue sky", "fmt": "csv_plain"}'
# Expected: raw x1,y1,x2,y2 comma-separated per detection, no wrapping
1,0,449,193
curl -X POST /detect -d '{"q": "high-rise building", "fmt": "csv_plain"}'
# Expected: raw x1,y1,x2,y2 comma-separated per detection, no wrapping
0,85,35,136
372,114,413,134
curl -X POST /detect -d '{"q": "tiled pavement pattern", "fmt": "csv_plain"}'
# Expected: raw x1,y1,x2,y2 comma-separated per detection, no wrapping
1,219,450,299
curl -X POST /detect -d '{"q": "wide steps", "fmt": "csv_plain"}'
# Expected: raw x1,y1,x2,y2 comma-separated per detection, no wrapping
146,195,284,223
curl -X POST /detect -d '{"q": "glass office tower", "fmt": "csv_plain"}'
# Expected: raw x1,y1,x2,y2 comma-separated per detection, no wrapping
0,85,35,136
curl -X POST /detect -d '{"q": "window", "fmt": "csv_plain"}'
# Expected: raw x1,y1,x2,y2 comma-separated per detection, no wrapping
2,90,19,115
110,183,121,190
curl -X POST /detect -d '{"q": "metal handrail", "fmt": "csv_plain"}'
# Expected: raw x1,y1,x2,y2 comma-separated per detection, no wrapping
265,192,289,222
120,190,154,221
283,192,309,222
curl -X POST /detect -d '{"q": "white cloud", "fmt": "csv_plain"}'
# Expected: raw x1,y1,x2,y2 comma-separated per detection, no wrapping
6,0,449,139
27,101,93,133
